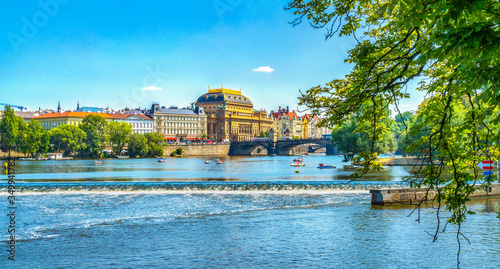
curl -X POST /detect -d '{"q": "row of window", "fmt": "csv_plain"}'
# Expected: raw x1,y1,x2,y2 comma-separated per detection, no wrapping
165,129,200,135
134,130,153,134
157,116,201,121
163,122,203,128
130,122,153,128
40,120,154,129
41,121,64,128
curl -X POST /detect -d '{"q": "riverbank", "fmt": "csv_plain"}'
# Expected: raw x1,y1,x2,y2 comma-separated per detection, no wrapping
377,157,431,166
1,144,232,160
163,144,230,157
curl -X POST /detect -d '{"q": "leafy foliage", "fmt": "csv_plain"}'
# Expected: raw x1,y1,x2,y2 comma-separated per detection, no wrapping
332,105,397,161
79,115,109,158
288,0,500,264
144,132,165,157
108,121,133,156
170,147,183,157
49,124,86,156
21,120,46,157
0,106,25,154
128,133,148,158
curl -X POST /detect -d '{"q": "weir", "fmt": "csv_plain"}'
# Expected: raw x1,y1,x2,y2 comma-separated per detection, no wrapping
370,183,500,205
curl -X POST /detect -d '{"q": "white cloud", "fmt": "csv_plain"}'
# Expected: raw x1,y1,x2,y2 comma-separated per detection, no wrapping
142,86,162,91
252,66,274,73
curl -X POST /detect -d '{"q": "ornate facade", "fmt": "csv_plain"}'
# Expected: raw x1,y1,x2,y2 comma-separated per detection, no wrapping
270,106,303,138
195,88,273,142
148,104,207,142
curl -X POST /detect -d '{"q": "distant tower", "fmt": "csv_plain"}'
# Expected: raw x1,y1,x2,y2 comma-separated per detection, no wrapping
77,100,80,110
57,100,61,112
269,128,277,142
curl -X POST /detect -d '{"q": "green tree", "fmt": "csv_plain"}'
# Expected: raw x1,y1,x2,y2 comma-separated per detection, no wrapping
331,105,396,161
108,121,133,156
288,0,500,262
128,133,148,157
259,131,269,137
0,106,27,154
79,115,109,158
49,124,87,156
17,118,28,155
38,131,50,155
21,120,45,157
395,111,416,135
144,132,165,157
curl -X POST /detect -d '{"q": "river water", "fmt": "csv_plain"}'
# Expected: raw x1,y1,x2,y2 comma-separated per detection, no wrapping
1,155,500,268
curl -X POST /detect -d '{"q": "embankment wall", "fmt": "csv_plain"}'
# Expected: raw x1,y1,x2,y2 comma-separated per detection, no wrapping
164,144,230,157
370,183,500,205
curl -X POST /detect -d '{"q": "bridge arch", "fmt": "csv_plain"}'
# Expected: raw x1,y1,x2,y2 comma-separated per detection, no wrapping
276,141,335,155
229,139,336,156
229,142,271,155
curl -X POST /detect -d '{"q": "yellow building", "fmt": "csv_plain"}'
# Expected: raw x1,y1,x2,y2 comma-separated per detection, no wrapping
195,88,273,142
33,111,113,130
302,116,309,139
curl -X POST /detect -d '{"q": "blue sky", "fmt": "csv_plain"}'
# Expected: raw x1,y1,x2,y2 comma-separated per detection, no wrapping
0,0,422,113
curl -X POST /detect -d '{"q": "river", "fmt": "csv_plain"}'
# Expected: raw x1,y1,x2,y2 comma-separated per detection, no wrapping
1,155,499,268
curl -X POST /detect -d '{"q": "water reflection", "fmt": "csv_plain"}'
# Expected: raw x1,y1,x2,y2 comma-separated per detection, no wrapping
3,155,411,182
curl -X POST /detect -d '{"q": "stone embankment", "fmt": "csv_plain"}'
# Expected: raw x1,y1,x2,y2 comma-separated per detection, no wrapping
376,157,433,166
370,183,500,205
163,144,230,157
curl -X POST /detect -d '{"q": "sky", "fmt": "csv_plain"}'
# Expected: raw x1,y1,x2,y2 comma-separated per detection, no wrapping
0,0,423,114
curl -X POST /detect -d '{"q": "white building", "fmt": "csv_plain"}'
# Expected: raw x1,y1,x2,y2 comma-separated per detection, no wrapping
109,114,154,134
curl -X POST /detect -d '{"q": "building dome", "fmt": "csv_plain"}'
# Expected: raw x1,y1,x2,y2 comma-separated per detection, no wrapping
196,88,253,105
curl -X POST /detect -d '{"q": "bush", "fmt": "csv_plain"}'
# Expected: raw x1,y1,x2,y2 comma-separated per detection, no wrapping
170,147,183,157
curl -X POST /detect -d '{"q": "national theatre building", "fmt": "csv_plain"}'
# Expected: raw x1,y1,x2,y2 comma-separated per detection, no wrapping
195,88,273,142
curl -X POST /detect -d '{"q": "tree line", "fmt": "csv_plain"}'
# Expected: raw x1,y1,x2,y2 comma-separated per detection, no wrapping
330,102,479,162
330,105,411,161
0,106,165,158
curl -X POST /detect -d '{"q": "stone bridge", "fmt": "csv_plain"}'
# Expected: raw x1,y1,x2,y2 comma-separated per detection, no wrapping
228,138,336,156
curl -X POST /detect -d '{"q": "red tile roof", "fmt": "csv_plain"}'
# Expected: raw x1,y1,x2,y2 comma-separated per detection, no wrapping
33,111,113,119
109,113,153,120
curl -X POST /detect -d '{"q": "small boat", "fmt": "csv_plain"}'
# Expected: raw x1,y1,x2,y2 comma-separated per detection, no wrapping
205,160,210,164
317,163,336,169
94,161,102,165
272,154,277,157
216,160,225,164
157,158,167,162
302,153,308,156
343,164,358,170
291,162,305,167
